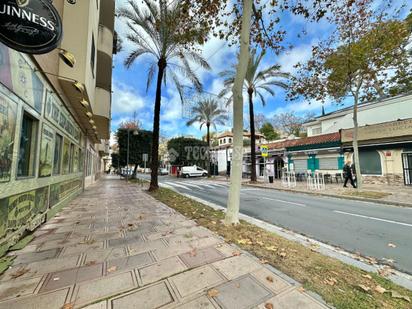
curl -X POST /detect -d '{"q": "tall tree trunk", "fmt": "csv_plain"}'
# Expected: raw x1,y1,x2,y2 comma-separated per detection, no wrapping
248,89,257,182
149,58,166,191
352,92,363,190
207,123,211,177
225,0,252,225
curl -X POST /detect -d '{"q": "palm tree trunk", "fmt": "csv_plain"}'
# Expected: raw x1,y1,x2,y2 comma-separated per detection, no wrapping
149,58,166,191
248,89,257,182
225,0,252,225
207,123,211,177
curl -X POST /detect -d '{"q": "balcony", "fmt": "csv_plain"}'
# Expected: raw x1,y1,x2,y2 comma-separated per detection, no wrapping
98,140,110,156
96,24,113,92
99,0,115,33
94,87,111,140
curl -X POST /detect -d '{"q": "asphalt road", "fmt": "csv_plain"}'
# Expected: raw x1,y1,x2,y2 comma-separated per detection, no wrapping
139,174,412,274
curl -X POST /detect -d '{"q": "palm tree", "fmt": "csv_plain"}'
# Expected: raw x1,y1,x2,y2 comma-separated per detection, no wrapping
118,0,210,191
219,50,289,182
186,99,228,176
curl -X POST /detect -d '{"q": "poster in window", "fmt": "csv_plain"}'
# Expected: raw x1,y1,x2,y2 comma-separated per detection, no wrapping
0,95,17,183
73,147,80,173
0,43,12,90
62,138,70,174
39,124,54,177
9,50,44,113
0,197,7,238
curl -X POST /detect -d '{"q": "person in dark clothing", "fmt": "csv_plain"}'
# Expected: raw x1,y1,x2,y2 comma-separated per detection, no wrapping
343,161,356,188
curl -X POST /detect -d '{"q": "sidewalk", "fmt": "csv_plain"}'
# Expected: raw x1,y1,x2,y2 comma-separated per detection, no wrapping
0,176,329,309
213,176,412,207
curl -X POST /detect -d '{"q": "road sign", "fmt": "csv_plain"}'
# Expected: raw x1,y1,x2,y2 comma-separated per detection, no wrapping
261,145,269,157
143,154,148,162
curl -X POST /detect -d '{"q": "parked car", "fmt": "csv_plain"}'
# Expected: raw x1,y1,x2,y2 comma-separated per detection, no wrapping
181,166,208,178
158,168,169,175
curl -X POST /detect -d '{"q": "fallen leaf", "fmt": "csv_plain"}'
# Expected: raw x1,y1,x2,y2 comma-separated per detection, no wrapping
235,283,240,288
362,274,372,280
378,266,395,277
264,303,274,309
190,248,197,257
324,277,337,286
85,260,97,266
387,243,396,248
260,259,269,264
256,241,264,246
278,251,287,258
374,285,387,294
232,251,241,256
237,239,252,245
10,267,30,279
207,289,219,297
265,246,277,252
297,287,305,293
62,303,74,309
107,266,117,273
390,290,411,302
358,284,371,292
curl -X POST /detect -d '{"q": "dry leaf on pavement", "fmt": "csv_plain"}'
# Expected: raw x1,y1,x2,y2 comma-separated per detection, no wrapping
298,287,305,293
232,251,241,256
207,289,219,297
374,285,387,294
10,267,30,279
107,266,117,273
358,284,371,292
190,248,197,257
264,303,274,309
260,259,269,264
266,276,274,283
62,303,74,309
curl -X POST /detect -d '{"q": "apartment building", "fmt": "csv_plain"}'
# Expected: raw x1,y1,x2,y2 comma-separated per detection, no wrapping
0,0,115,251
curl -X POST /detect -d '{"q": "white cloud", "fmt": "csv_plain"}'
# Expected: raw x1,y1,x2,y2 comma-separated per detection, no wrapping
112,82,145,115
277,43,314,74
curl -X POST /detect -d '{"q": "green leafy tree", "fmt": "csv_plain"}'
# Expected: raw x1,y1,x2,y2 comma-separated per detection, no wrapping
260,122,279,141
118,0,211,191
219,49,289,182
292,0,411,190
186,99,228,176
167,137,208,168
116,129,153,177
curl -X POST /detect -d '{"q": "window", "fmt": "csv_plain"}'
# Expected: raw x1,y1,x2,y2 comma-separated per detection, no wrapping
359,150,382,175
17,112,38,177
229,138,232,143
91,33,96,76
224,138,226,144
312,127,322,135
62,138,70,174
53,134,63,175
69,143,75,173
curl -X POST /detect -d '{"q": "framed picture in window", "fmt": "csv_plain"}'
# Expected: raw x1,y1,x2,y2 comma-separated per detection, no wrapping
0,94,17,182
39,124,54,177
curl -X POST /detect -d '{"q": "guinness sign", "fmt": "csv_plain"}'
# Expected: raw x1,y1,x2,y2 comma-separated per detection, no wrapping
0,0,63,54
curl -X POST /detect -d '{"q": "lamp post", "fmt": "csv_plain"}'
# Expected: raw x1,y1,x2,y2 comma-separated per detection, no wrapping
126,128,139,183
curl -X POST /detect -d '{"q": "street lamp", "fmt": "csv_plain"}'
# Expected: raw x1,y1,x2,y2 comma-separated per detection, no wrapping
126,128,139,183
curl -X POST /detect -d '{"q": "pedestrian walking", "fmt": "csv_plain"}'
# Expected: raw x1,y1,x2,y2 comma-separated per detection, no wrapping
343,161,356,188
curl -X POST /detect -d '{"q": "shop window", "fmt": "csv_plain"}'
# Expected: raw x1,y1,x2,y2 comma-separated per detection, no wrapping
359,150,382,175
39,125,54,177
53,134,63,175
62,138,70,174
69,143,75,173
17,112,38,177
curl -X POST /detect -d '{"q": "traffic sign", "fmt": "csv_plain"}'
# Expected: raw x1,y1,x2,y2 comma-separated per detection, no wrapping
261,145,269,157
143,154,148,162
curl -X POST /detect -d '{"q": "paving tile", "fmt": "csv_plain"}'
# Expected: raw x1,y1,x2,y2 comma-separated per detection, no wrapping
84,248,127,264
108,236,143,247
170,265,225,298
139,256,187,285
251,268,291,294
40,263,103,292
128,239,166,255
212,275,273,309
0,288,69,309
111,281,175,309
73,272,136,306
179,247,225,268
106,252,154,274
0,277,41,301
82,300,107,309
212,255,262,280
153,244,193,260
61,242,104,256
259,289,329,309
176,296,216,309
187,236,223,249
13,248,61,265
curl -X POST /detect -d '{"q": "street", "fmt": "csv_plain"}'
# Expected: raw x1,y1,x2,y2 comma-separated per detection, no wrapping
139,174,412,275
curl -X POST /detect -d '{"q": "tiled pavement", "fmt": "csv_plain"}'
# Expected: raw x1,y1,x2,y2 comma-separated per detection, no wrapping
0,177,330,309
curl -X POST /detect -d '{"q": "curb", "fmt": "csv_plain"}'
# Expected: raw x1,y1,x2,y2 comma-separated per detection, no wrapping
241,183,412,208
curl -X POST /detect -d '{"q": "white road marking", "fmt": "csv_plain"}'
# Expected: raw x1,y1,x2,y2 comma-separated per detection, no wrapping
179,182,203,189
333,210,412,228
164,182,191,190
260,197,306,207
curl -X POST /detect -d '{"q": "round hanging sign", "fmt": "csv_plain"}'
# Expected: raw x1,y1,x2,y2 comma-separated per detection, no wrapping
0,0,63,54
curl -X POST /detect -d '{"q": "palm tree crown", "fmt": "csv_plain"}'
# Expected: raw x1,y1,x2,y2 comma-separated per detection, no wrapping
186,99,228,132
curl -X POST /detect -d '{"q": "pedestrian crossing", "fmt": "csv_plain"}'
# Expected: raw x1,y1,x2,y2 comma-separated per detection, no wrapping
161,180,228,191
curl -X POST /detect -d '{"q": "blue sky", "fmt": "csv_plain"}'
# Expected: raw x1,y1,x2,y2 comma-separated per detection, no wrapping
111,0,411,142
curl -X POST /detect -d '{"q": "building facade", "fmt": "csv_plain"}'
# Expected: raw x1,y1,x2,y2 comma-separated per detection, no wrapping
0,0,115,253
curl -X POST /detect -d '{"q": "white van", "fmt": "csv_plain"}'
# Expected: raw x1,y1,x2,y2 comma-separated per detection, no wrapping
181,165,208,178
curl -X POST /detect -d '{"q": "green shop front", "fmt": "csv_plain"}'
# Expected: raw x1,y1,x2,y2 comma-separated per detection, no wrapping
0,43,85,253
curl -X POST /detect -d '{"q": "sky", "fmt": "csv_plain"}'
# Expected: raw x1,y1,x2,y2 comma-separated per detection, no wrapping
110,0,411,143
